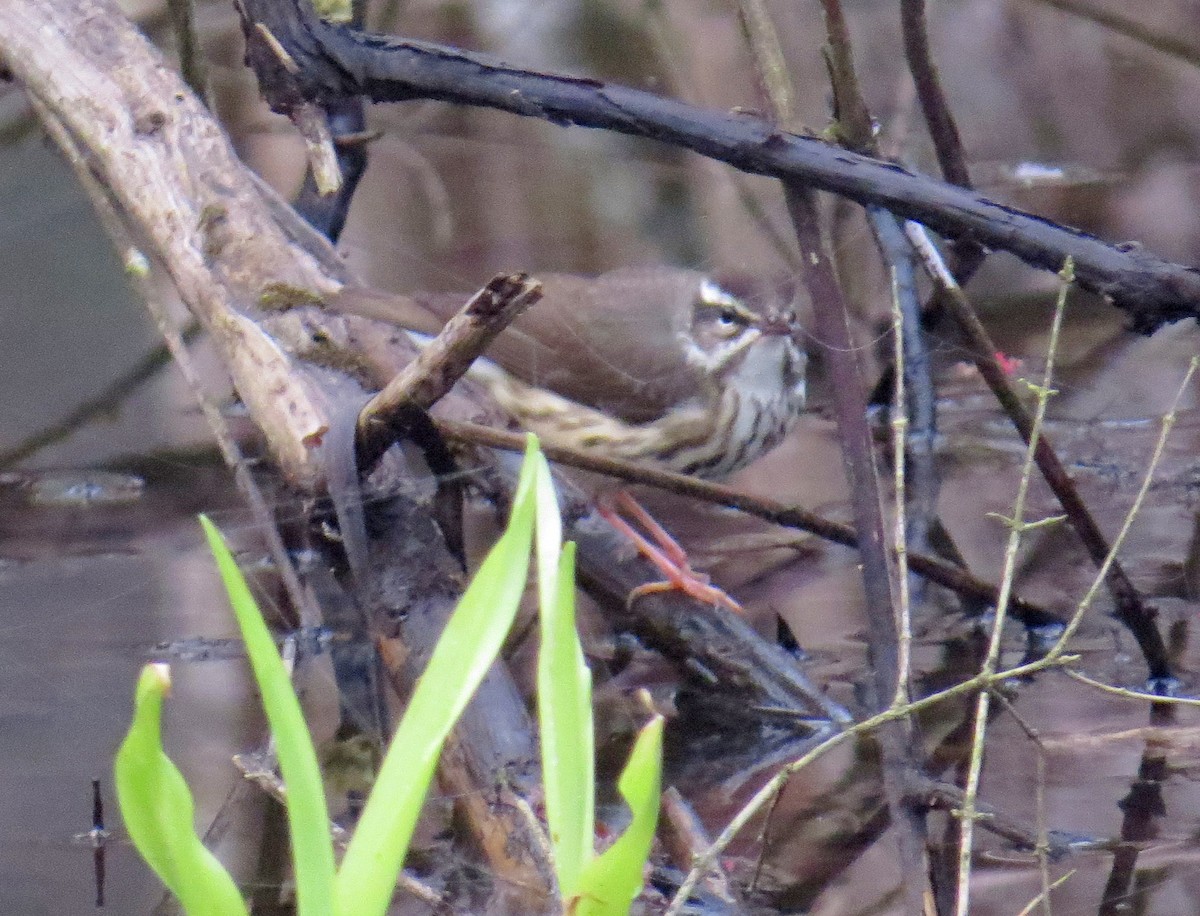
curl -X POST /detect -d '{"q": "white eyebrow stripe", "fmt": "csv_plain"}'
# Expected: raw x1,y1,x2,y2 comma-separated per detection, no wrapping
698,278,742,309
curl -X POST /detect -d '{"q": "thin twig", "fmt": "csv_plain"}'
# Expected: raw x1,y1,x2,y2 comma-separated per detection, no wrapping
782,191,903,697
819,0,947,624
435,417,1062,627
234,0,1200,328
988,691,1056,915
737,3,925,909
1045,354,1199,656
660,787,745,909
292,96,371,243
1065,669,1200,708
819,0,874,150
0,320,202,470
1015,870,1077,916
907,223,1172,683
254,20,342,194
899,0,971,189
889,260,914,708
954,260,1072,916
664,648,1073,916
1030,0,1200,69
917,775,1075,859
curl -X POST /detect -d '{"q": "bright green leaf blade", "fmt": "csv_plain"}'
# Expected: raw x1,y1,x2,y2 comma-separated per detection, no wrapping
538,540,594,899
574,715,664,916
533,448,595,896
199,516,336,916
114,664,249,916
334,435,541,916
533,449,563,615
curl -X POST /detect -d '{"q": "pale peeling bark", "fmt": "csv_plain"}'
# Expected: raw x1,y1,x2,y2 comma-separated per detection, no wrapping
0,0,347,487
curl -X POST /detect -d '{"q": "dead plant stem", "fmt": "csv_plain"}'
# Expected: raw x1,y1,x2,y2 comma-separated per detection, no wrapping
889,265,914,708
954,260,1073,916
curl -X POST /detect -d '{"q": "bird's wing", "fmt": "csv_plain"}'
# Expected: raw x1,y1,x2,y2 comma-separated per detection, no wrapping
336,268,712,423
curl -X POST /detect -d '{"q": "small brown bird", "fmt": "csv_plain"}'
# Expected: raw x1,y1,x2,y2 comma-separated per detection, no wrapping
334,266,807,608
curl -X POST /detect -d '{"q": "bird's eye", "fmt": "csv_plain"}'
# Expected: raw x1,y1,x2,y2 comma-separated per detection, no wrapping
717,308,739,326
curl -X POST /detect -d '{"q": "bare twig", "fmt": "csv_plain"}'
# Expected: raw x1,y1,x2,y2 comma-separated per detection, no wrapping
665,348,1199,916
955,261,1072,916
435,417,1062,626
819,0,874,150
0,0,347,489
888,259,914,707
355,273,542,473
24,91,318,628
988,692,1057,915
735,4,928,909
660,787,745,910
1066,670,1200,708
1047,355,1199,655
1016,871,1077,916
253,20,342,194
899,0,971,190
907,224,1172,683
292,97,371,243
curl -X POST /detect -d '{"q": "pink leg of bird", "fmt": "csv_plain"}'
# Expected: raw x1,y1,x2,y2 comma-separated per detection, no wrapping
597,491,742,614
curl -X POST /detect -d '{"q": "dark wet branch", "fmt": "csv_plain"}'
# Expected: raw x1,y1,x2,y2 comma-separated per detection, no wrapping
237,0,1200,332
874,213,938,594
815,1,947,620
1098,702,1173,915
786,188,901,706
798,11,930,908
291,0,369,242
899,0,987,285
917,779,1077,859
899,0,970,190
434,419,1064,631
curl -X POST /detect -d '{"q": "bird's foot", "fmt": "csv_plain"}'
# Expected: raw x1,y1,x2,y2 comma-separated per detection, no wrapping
597,491,742,614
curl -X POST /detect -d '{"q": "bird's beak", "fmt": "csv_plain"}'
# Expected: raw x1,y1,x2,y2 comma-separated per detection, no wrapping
758,310,796,337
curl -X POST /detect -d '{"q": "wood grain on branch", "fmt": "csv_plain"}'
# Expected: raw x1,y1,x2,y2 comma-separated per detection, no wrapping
0,0,345,486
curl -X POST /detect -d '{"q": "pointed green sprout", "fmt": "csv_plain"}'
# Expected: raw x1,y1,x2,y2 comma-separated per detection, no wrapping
201,515,337,915
534,447,595,900
532,448,663,914
574,714,665,915
114,664,250,916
